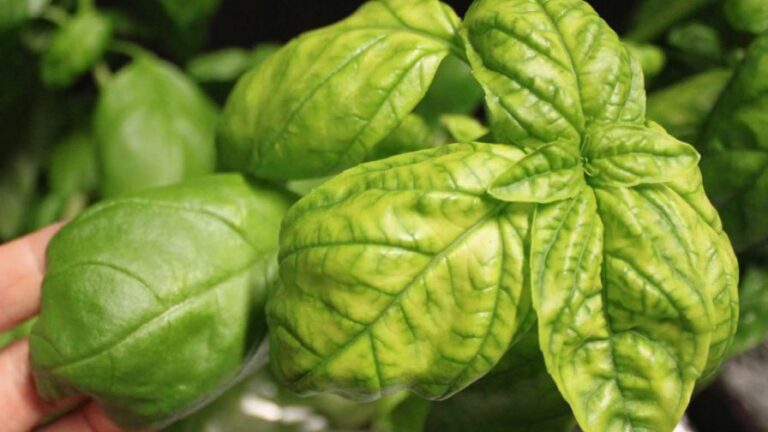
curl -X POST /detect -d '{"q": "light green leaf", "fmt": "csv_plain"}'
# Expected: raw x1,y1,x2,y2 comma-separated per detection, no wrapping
415,54,485,121
489,142,585,203
425,329,574,432
367,113,436,161
624,41,666,79
186,44,279,83
667,22,723,68
439,114,489,142
584,123,700,187
463,0,646,149
41,8,113,88
725,0,768,34
532,187,715,431
646,69,732,143
269,143,535,400
218,0,461,180
95,55,218,198
30,175,292,429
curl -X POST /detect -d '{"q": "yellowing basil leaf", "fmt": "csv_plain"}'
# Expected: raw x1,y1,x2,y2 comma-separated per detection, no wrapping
584,123,700,187
463,0,645,150
489,142,585,203
218,0,461,180
269,144,534,400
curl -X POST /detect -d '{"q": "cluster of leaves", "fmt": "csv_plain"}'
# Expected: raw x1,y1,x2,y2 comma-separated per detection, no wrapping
2,0,766,431
633,0,768,358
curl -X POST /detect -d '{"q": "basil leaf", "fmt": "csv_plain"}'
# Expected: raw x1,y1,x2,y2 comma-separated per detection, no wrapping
624,41,666,79
729,266,768,356
94,55,218,198
646,69,732,143
0,0,49,35
30,175,291,429
489,142,585,203
186,44,279,84
725,0,768,34
218,0,461,180
532,188,712,431
40,8,112,88
584,123,700,187
439,114,489,142
269,144,534,400
414,54,485,121
625,0,714,42
425,329,574,432
463,0,645,150
367,113,435,161
699,36,768,252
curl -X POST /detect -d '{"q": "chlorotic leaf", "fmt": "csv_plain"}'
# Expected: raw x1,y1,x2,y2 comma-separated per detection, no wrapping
218,0,461,180
463,0,645,149
489,141,585,203
584,123,700,187
269,144,535,400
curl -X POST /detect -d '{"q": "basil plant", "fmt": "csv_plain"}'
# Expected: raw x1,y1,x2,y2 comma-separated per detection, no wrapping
218,1,739,431
25,0,740,431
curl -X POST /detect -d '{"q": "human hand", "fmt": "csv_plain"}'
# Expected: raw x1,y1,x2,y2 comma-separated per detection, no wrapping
0,225,128,432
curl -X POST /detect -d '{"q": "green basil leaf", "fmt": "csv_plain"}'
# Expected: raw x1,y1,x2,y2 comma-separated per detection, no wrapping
667,21,723,69
725,0,768,34
0,151,39,240
414,54,485,121
367,113,436,161
701,36,768,153
425,329,574,432
158,0,219,30
439,114,489,143
463,0,646,150
532,187,714,431
489,142,585,203
48,131,98,196
729,266,768,355
699,36,768,251
30,175,291,429
269,143,535,400
584,123,700,187
625,0,714,42
0,0,49,35
218,0,461,180
646,69,732,143
40,9,112,88
186,44,279,84
623,41,666,79
94,55,218,198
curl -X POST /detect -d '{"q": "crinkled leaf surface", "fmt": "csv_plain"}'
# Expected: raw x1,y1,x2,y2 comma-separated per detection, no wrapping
30,175,291,428
94,55,218,198
218,0,461,180
623,41,666,80
269,143,535,400
271,2,739,432
464,1,737,430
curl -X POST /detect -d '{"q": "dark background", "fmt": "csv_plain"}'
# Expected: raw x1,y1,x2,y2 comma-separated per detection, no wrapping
209,0,643,48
